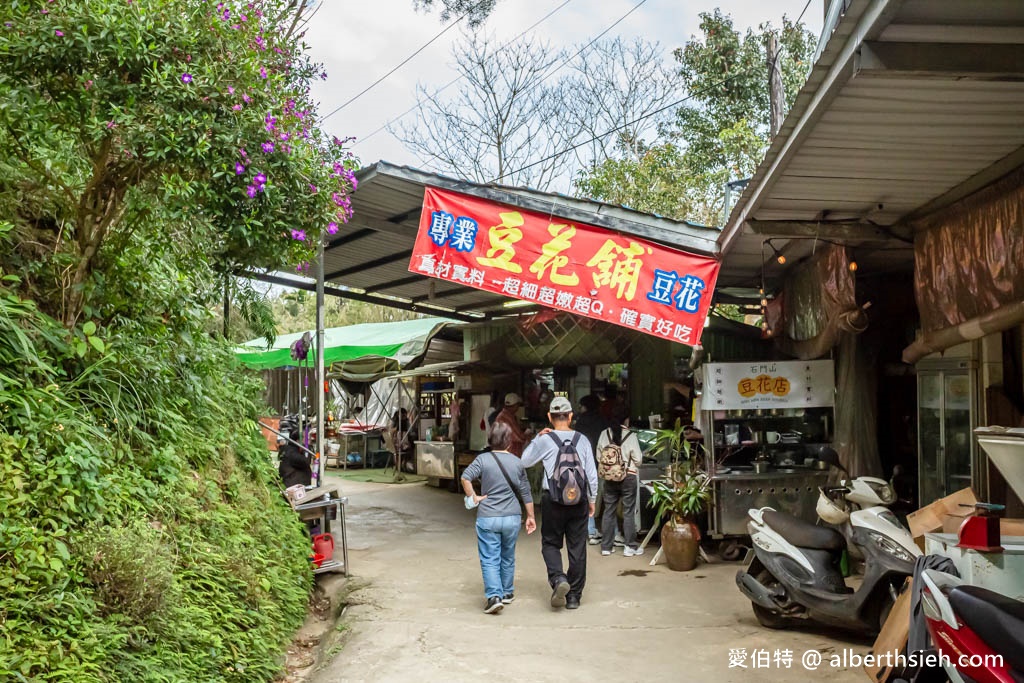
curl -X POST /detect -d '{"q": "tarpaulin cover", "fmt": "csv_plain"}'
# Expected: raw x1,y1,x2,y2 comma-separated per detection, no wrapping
780,244,857,342
913,167,1024,332
409,186,720,347
235,317,452,370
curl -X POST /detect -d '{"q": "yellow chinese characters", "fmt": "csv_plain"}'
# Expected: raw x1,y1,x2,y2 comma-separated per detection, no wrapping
477,211,525,273
586,239,649,301
738,375,791,398
529,223,579,286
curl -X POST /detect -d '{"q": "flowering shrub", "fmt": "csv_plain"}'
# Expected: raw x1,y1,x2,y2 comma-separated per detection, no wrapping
0,1,358,680
0,0,357,326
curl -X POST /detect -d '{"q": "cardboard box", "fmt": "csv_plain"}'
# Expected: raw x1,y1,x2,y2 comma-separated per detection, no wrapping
864,577,912,682
907,488,977,539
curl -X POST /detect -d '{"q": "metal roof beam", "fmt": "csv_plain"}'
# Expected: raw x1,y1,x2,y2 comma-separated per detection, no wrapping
364,274,425,294
239,271,481,322
855,42,1024,81
323,250,413,280
747,219,909,242
325,227,375,250
411,285,507,304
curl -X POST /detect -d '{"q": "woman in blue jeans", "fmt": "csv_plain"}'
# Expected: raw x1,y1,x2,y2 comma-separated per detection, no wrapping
460,421,536,614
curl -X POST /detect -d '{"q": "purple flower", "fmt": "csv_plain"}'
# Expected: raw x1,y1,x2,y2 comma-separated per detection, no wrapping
255,36,266,50
279,132,290,141
259,66,267,79
235,162,245,175
106,121,116,130
246,185,258,198
291,229,306,241
55,29,64,37
327,221,339,235
243,94,251,103
239,148,248,158
254,172,267,185
309,183,318,193
181,73,193,84
232,104,242,111
261,141,274,154
240,14,247,21
228,86,235,95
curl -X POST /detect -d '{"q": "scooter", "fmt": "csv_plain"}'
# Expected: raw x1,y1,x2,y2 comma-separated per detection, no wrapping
919,568,1024,683
736,452,920,634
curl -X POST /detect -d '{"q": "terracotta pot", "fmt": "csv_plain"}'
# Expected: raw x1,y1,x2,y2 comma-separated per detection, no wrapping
660,517,701,571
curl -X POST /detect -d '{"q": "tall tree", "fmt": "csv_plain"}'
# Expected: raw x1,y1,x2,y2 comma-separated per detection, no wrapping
395,34,680,190
576,11,815,225
394,32,572,188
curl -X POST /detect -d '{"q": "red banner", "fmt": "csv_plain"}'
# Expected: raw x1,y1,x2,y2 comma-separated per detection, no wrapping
409,187,720,346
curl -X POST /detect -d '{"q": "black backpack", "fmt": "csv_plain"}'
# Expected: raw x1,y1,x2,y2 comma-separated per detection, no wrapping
547,433,587,506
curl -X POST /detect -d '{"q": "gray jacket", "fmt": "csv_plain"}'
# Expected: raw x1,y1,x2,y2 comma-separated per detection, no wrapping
461,450,533,518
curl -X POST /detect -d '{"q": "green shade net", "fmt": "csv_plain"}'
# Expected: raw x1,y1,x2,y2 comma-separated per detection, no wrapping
235,317,454,371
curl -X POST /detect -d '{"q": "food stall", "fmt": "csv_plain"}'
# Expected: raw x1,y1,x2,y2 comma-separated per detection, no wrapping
700,360,837,538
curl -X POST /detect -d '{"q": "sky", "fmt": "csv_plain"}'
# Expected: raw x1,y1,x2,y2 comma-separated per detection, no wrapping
304,0,825,174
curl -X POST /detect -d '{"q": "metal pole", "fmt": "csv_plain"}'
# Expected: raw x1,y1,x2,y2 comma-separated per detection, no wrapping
316,239,326,486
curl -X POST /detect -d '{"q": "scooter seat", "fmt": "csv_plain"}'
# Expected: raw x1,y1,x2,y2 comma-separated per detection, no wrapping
762,510,845,551
949,585,1024,673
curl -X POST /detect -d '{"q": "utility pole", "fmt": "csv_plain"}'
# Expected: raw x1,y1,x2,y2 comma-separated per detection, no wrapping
766,32,785,138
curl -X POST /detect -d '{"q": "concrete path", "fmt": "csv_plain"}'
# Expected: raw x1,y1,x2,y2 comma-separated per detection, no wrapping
312,477,869,683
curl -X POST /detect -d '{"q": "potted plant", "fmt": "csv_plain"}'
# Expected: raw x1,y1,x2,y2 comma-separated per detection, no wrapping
650,467,711,572
650,418,693,481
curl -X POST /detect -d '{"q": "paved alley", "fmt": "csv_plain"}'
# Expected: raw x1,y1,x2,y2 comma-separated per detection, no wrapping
311,477,869,683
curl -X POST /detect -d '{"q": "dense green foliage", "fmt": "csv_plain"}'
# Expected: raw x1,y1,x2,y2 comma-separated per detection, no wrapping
577,10,815,225
0,0,356,679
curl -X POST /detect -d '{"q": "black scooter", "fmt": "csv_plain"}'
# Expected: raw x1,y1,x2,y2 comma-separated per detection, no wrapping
735,458,919,634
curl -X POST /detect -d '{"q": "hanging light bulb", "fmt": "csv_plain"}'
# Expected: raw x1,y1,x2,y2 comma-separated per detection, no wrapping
769,243,787,265
761,298,768,307
849,259,858,272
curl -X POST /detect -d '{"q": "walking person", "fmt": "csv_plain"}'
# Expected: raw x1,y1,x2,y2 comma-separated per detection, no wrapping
573,394,611,544
522,397,598,610
596,419,644,557
460,422,536,615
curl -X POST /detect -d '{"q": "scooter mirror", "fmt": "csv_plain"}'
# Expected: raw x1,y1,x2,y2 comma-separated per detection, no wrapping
817,446,847,473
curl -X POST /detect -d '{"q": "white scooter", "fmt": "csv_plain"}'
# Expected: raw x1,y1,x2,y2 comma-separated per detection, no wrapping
736,450,920,634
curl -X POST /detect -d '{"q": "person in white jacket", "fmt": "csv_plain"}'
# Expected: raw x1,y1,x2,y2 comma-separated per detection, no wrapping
596,421,644,557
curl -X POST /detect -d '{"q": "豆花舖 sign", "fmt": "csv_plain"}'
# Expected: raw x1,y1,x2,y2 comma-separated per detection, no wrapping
409,187,720,347
703,361,836,409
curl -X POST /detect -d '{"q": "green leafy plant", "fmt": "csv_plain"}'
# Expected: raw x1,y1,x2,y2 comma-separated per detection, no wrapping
650,473,711,523
651,418,691,467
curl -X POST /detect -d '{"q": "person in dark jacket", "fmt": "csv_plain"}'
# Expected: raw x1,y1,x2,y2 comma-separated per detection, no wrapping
574,394,611,542
278,424,312,488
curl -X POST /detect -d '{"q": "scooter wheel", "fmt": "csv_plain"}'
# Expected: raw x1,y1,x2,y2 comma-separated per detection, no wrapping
751,568,791,629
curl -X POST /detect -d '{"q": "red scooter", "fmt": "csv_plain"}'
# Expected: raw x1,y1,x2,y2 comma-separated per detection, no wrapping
919,568,1024,683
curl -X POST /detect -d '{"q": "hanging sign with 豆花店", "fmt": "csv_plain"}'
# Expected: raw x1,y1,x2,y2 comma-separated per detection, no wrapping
408,187,720,347
702,360,836,410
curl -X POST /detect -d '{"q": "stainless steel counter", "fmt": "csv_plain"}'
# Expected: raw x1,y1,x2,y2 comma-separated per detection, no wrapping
709,468,830,537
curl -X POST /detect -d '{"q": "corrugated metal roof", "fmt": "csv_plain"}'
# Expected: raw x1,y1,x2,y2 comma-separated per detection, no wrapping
718,0,1024,292
322,162,722,319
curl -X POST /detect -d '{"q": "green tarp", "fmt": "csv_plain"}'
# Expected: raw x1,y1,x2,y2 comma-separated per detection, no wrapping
235,317,453,371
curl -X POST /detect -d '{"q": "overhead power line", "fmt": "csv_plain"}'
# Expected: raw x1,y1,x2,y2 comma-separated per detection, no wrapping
321,0,491,121
352,0,575,148
493,69,747,182
531,0,651,89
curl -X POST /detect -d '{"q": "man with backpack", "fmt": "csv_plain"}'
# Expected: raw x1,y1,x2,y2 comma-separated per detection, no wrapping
521,397,598,610
596,419,644,557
